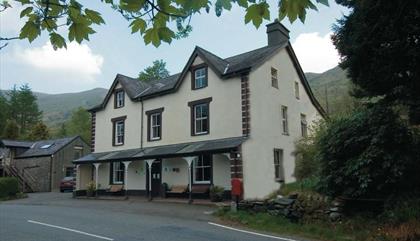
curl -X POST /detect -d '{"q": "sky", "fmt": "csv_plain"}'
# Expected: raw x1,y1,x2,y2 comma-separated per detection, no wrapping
0,1,349,94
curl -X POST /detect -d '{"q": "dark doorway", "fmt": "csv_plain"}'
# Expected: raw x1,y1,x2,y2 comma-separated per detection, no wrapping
151,160,162,197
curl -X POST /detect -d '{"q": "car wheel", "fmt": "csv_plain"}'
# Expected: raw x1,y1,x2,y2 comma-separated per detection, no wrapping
60,189,64,193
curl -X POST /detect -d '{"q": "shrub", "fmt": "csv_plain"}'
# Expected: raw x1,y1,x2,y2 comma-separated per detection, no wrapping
0,177,19,198
209,186,225,202
316,105,418,199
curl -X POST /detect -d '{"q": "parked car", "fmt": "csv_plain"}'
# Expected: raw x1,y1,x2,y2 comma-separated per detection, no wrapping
60,177,75,192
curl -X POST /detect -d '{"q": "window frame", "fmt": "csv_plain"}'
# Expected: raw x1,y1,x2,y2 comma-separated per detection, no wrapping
114,89,125,108
65,167,74,177
281,106,289,135
294,81,300,99
111,116,126,146
191,64,208,90
188,97,212,136
110,162,124,184
273,148,285,182
193,155,212,184
146,107,164,142
301,113,308,138
271,67,278,89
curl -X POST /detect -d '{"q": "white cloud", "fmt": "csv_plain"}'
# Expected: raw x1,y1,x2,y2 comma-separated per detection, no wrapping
292,32,340,73
16,42,104,81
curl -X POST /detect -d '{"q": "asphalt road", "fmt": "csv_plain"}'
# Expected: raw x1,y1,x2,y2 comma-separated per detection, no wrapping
0,193,303,241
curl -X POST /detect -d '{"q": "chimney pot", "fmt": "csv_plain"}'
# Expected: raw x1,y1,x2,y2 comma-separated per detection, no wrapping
266,20,290,46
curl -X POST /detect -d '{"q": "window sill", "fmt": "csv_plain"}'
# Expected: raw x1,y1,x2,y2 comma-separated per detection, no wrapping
113,143,124,146
148,138,161,142
192,85,207,90
193,132,209,136
275,178,285,183
282,133,289,136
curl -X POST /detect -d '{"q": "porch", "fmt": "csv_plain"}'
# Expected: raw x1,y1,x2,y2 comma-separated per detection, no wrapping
73,137,245,203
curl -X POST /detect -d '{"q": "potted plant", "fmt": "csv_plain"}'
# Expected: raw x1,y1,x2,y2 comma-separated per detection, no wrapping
209,185,225,202
86,181,96,197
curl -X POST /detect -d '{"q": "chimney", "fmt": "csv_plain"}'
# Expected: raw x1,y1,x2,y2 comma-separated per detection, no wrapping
266,20,290,46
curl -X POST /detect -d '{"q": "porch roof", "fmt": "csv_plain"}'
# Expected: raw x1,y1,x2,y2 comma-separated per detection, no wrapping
73,136,246,164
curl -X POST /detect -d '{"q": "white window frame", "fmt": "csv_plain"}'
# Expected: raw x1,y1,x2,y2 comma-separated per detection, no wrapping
295,81,300,99
116,91,125,108
115,121,124,145
150,113,161,140
194,103,209,135
112,162,124,184
301,114,308,137
194,67,207,89
193,156,211,184
274,149,284,181
281,106,289,135
271,67,278,89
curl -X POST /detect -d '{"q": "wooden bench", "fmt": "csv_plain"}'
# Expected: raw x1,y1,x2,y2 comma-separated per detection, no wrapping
106,184,124,195
166,185,188,195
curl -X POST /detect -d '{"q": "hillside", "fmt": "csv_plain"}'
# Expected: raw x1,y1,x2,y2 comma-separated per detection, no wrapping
0,66,351,130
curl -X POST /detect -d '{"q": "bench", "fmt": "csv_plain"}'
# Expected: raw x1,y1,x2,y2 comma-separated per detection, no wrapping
106,184,124,195
166,185,188,194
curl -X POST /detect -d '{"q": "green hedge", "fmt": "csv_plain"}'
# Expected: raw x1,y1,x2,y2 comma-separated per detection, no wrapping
0,177,19,198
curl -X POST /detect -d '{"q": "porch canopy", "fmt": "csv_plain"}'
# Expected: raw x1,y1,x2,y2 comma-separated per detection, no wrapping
74,137,246,164
73,137,246,202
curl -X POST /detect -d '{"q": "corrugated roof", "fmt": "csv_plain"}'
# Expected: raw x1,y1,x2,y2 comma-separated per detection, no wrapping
74,136,246,164
15,136,79,159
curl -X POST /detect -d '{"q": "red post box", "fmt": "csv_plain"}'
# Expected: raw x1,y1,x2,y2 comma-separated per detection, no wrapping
231,178,243,196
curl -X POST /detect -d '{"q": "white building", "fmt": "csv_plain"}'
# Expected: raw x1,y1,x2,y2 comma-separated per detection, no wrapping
74,21,325,200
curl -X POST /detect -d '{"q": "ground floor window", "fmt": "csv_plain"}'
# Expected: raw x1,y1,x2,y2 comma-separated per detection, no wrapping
111,162,124,184
274,149,285,182
65,167,74,177
193,155,212,184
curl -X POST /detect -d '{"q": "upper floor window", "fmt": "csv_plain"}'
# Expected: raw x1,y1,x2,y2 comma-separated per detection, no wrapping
146,108,164,141
273,148,285,182
192,66,208,89
188,97,212,136
281,106,289,135
111,116,126,146
294,81,300,99
115,90,125,108
271,67,278,89
301,114,308,137
194,155,212,184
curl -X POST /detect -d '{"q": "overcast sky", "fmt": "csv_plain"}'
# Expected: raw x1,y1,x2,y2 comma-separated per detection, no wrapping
0,1,348,94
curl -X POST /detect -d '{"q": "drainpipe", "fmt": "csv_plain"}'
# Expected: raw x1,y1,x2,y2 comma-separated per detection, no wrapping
140,99,144,149
50,154,54,192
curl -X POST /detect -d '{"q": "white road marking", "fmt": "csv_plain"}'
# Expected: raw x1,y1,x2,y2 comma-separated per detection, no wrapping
208,222,299,241
27,220,114,241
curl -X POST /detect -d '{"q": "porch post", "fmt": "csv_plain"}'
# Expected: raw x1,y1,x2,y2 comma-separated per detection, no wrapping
183,156,197,204
93,163,101,196
145,159,155,201
123,161,131,196
75,164,80,191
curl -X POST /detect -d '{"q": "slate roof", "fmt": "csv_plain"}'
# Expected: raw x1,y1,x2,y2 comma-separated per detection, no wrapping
0,140,34,148
89,42,326,117
15,136,80,159
74,136,246,164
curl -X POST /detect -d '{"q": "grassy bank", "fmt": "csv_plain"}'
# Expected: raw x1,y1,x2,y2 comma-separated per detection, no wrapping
216,209,374,241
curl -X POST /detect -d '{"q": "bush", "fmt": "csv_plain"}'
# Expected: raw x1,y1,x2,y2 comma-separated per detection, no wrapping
316,105,418,199
209,186,225,202
0,177,19,198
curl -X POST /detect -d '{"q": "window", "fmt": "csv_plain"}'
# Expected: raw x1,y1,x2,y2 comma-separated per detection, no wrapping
193,155,212,184
301,114,308,137
188,98,212,136
192,66,208,89
40,144,53,149
271,67,278,88
65,167,74,177
281,106,289,135
111,162,124,184
294,81,300,99
74,147,83,160
146,108,164,141
115,90,125,108
274,149,285,181
111,116,126,146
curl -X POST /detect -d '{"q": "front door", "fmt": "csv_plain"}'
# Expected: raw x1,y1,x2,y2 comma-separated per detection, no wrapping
151,160,162,197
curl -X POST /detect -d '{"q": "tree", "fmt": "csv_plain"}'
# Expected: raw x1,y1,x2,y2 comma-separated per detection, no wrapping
3,120,19,139
28,122,50,141
0,93,9,137
0,0,329,49
316,105,418,199
7,84,42,137
139,60,170,82
332,0,420,125
65,107,91,142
